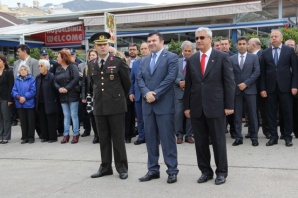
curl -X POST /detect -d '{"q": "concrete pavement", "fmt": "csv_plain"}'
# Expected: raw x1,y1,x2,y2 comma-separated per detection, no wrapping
1,125,298,198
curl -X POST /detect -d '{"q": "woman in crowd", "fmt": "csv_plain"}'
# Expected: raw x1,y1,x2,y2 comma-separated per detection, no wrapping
11,65,36,144
54,50,80,144
81,49,99,143
35,59,58,143
0,55,14,144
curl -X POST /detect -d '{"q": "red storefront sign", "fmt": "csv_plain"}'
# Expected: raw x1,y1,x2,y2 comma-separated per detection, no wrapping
32,24,85,46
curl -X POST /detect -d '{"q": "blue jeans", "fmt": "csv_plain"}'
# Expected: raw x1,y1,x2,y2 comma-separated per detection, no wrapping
61,101,79,136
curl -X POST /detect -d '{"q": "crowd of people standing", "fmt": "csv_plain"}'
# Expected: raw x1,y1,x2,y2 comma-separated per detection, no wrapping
0,27,298,185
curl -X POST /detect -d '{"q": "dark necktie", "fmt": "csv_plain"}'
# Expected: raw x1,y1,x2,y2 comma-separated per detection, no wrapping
183,59,187,76
100,59,104,70
274,48,278,66
201,53,206,76
150,53,157,74
239,55,244,70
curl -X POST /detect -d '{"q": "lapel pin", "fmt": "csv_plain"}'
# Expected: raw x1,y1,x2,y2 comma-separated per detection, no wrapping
212,60,214,62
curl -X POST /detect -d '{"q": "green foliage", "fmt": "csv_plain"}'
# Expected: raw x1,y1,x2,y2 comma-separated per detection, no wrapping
243,32,268,49
8,56,17,66
279,27,298,44
167,40,183,56
29,48,41,60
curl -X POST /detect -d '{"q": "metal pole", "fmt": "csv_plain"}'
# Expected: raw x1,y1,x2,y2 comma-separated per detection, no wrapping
278,0,282,20
19,34,25,44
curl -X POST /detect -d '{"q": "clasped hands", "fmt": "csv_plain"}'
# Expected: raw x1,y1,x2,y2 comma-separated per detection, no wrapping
19,96,26,104
238,83,247,91
146,91,156,103
59,87,68,93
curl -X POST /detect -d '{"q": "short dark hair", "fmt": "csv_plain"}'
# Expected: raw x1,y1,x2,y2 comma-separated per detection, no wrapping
220,38,230,42
148,31,164,41
237,36,247,43
128,43,138,50
17,44,30,54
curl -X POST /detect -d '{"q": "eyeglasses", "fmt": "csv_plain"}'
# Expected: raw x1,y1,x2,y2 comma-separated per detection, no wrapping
195,36,206,41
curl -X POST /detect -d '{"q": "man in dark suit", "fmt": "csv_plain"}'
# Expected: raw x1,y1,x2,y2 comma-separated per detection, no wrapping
129,42,150,145
247,38,270,139
184,27,235,185
174,40,194,144
230,37,260,146
260,29,298,147
89,32,131,180
137,32,179,184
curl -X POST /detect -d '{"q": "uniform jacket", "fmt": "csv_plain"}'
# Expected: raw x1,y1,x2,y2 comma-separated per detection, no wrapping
260,44,298,93
230,53,260,95
13,57,39,78
35,72,57,114
88,55,131,116
183,49,235,118
11,74,36,108
137,50,178,115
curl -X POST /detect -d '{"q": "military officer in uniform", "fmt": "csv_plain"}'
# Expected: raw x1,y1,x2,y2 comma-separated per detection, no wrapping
89,32,131,180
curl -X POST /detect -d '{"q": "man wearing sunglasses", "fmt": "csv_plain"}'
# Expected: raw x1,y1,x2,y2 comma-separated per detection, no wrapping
183,27,235,185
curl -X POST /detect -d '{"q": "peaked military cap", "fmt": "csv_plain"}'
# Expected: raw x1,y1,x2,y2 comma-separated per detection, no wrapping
90,32,111,44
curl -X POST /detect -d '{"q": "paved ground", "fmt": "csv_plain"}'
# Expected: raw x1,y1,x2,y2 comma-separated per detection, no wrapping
1,125,298,198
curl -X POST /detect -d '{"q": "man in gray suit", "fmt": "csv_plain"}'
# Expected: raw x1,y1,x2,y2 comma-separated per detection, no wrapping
230,37,260,147
137,32,179,184
13,44,39,78
174,40,194,144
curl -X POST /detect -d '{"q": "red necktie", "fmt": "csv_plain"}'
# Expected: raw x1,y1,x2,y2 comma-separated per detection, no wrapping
201,53,206,76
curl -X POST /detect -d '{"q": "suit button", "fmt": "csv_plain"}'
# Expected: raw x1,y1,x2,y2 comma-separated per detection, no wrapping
119,94,120,96
101,77,104,79
101,72,103,74
102,89,104,91
101,83,104,85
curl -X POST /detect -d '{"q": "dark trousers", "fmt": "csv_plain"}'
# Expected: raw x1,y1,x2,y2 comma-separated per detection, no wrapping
234,93,258,140
79,101,91,132
257,94,269,135
89,113,98,137
125,100,135,140
191,113,228,177
94,113,128,173
0,100,12,140
266,87,293,140
19,108,35,141
135,100,145,141
56,98,64,134
38,103,57,141
293,98,298,137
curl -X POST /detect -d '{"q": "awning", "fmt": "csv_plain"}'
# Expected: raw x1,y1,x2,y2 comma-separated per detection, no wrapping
0,21,83,44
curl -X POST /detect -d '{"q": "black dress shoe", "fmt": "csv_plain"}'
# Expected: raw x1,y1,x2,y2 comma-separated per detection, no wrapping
266,138,278,146
167,174,177,184
139,172,160,182
21,140,28,144
232,139,243,146
93,137,99,144
285,139,293,147
215,175,226,185
28,139,35,144
11,121,18,126
91,169,113,178
48,139,57,143
41,139,48,143
252,140,259,146
245,133,251,138
134,140,145,145
119,172,128,180
197,174,213,183
81,131,90,137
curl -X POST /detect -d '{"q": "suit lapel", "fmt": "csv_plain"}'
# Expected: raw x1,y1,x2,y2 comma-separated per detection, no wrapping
191,52,202,78
278,45,286,66
203,50,216,78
